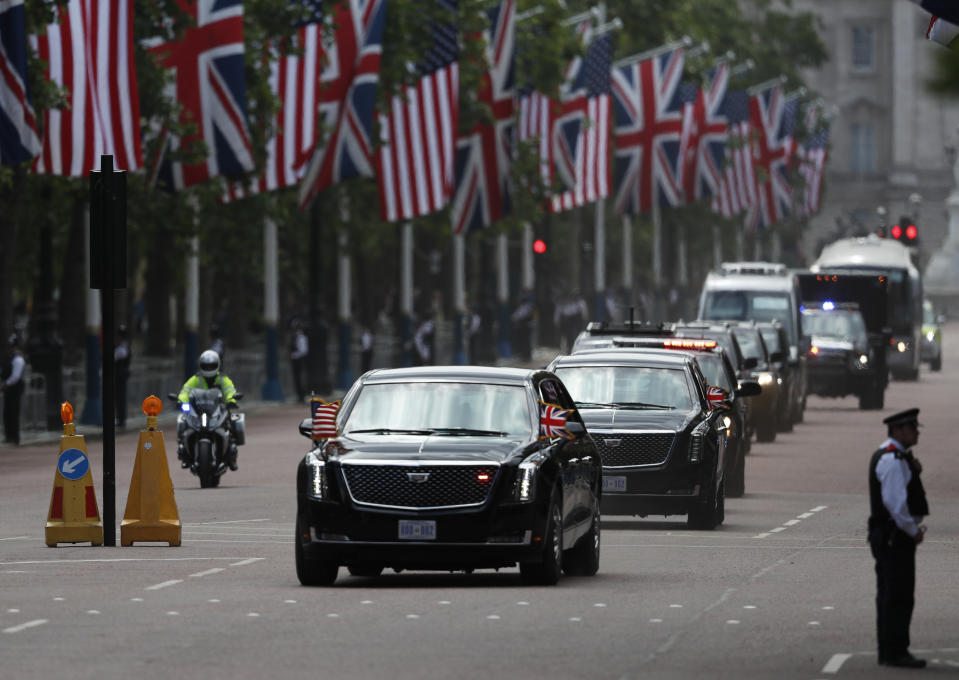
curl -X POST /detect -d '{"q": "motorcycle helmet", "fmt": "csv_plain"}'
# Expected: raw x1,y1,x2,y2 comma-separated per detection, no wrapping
199,349,220,378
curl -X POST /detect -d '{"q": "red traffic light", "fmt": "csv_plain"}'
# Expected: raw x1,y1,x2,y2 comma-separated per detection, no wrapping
890,224,902,239
905,224,917,240
533,238,547,254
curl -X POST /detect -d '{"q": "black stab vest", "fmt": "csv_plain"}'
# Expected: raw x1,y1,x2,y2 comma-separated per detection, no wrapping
869,445,930,527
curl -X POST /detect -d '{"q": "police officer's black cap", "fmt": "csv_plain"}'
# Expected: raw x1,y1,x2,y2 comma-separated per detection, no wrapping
883,408,921,428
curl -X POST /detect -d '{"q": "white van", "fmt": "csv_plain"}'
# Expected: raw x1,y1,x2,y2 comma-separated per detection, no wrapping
697,262,808,423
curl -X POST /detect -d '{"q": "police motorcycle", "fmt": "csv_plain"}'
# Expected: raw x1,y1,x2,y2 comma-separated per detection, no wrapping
167,389,245,488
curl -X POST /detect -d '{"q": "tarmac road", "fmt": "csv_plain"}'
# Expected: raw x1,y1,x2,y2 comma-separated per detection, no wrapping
2,330,958,680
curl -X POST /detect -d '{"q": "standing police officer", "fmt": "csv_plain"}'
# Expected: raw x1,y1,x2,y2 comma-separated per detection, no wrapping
868,408,929,668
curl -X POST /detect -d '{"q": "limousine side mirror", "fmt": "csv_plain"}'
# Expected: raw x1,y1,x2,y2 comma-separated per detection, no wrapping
566,421,586,438
298,417,313,439
742,357,758,371
736,380,762,398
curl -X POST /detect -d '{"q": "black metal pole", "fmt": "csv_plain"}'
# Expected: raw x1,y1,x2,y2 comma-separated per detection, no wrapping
100,155,116,547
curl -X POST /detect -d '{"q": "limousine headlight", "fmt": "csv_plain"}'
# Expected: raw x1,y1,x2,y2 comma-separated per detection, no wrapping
513,452,548,502
305,450,327,499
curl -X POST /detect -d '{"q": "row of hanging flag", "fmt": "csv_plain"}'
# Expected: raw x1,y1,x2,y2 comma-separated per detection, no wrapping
0,0,829,234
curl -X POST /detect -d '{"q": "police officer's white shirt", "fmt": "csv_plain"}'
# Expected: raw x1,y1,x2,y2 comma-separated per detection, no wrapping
291,331,308,360
4,353,25,387
876,437,921,538
114,341,129,362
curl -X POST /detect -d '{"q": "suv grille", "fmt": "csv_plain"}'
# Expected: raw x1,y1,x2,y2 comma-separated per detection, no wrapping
594,433,675,468
341,464,500,509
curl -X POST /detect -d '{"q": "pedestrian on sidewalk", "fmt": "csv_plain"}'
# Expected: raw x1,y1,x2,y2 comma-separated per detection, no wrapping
2,334,26,445
289,318,309,402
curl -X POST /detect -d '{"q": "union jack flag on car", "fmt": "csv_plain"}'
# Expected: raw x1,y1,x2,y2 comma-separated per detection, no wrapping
539,401,573,440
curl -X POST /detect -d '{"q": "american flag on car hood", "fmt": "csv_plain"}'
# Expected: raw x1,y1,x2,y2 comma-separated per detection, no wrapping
311,398,341,440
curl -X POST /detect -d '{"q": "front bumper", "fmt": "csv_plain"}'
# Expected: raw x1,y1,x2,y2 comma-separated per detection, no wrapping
599,464,710,517
297,497,547,570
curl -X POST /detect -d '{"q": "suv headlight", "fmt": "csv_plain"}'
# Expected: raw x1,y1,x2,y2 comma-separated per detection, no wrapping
305,450,327,499
512,452,547,502
689,423,709,463
757,372,774,386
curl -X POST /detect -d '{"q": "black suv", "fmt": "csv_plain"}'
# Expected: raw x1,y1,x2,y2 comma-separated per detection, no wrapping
730,321,787,441
755,320,796,435
549,349,735,529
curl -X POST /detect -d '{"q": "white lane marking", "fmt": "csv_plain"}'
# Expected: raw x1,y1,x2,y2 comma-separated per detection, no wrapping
208,599,220,603
3,570,29,574
669,604,683,609
487,615,500,620
821,653,852,674
327,614,339,618
594,603,607,608
53,597,64,601
743,605,757,609
3,619,48,633
86,610,100,615
166,611,179,616
649,618,663,623
146,579,183,591
516,601,529,606
0,557,258,566
783,519,800,526
0,536,30,541
437,600,450,605
229,558,263,567
184,519,272,525
798,512,814,519
188,568,225,578
822,606,834,610
809,621,821,626
754,533,772,539
726,620,740,625
130,598,143,602
406,614,420,619
769,527,786,533
284,600,297,604
248,613,260,618
569,617,581,622
361,600,373,605
7,608,20,613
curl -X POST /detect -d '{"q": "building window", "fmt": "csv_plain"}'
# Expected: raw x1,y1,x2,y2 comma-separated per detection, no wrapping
850,123,876,175
852,26,874,70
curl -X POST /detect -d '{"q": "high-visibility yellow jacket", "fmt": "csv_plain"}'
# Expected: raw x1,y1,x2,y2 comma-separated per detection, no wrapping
177,373,237,405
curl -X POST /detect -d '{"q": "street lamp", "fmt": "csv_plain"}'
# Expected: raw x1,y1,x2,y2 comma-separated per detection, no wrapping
876,205,887,237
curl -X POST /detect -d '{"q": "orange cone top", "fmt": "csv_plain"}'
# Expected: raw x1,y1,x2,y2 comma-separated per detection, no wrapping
142,395,162,417
61,402,74,424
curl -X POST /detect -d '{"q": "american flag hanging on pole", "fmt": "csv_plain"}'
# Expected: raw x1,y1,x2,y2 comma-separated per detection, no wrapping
711,89,756,219
450,0,516,233
311,398,341,440
549,31,612,213
795,105,829,218
148,0,253,191
31,0,142,175
677,63,729,204
0,0,41,165
611,46,685,216
376,0,459,222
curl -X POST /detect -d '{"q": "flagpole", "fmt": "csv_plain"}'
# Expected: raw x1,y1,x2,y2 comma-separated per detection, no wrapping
622,214,633,315
400,222,414,367
746,75,787,96
613,36,693,69
452,232,467,365
730,59,755,78
652,197,663,320
336,194,353,389
261,216,283,401
593,3,609,323
496,233,511,358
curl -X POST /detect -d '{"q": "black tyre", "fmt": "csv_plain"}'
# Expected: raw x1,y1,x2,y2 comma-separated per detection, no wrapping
563,509,600,577
688,477,722,530
197,440,218,488
347,565,384,578
756,421,776,443
931,354,942,372
726,450,745,498
295,518,338,586
520,495,563,585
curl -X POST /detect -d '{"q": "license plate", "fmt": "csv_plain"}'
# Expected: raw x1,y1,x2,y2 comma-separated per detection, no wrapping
603,476,627,493
398,520,436,540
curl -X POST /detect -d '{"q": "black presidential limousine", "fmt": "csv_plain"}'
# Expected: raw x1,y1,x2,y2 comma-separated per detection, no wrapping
294,366,602,586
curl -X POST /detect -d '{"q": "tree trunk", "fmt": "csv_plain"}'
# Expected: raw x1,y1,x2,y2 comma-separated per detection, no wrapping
145,224,172,357
57,192,88,364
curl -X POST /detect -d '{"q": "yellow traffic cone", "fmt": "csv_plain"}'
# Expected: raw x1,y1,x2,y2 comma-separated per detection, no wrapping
120,396,181,547
45,402,104,547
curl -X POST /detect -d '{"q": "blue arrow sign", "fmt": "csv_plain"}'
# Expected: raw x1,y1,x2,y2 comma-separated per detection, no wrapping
57,449,89,481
